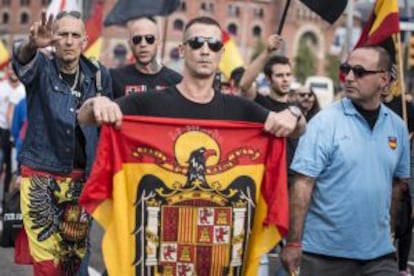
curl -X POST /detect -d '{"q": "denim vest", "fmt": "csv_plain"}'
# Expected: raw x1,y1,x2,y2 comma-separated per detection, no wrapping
12,46,112,176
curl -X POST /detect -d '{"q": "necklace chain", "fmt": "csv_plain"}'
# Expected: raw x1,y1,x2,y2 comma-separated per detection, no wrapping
70,67,80,91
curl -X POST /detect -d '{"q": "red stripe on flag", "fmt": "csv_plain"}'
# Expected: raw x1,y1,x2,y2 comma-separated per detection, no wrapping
0,59,9,70
366,13,400,45
85,1,104,51
222,30,230,44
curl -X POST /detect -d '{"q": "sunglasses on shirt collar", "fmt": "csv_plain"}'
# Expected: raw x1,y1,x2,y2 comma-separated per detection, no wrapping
184,36,224,52
339,63,386,78
131,35,156,45
55,10,82,20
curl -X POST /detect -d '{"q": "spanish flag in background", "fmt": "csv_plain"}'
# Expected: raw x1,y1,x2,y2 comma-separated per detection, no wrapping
355,0,402,95
219,31,244,80
83,0,104,61
0,39,10,70
80,116,288,276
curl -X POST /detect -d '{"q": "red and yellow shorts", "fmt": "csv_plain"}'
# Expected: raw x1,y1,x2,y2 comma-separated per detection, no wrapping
20,167,91,274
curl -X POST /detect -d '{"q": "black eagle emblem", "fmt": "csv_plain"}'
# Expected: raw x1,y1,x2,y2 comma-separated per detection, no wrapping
28,176,64,242
185,147,216,188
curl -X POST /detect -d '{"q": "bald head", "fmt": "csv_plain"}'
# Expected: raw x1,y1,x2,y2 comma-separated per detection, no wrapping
53,12,85,34
127,17,159,39
127,17,160,67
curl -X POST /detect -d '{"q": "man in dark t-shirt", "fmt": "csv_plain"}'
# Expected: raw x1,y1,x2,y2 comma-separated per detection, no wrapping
110,16,182,99
117,85,268,122
79,17,305,139
239,36,302,176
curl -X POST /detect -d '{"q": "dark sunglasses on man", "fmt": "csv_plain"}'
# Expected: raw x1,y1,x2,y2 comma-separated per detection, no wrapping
131,35,156,45
339,63,386,79
55,10,82,20
298,92,313,98
184,36,224,52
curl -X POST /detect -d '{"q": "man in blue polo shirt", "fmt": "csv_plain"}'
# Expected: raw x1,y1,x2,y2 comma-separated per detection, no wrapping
281,45,410,276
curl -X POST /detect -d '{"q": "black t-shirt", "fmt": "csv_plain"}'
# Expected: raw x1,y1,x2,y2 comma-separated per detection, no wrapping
384,96,414,133
352,102,380,130
116,86,269,123
110,64,182,99
254,94,298,173
60,71,86,169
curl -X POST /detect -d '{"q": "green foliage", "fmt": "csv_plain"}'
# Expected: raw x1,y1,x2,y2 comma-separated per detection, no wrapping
325,54,341,87
294,37,316,83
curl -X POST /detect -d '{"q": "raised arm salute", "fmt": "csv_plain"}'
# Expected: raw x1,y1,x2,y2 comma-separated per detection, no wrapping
12,10,112,275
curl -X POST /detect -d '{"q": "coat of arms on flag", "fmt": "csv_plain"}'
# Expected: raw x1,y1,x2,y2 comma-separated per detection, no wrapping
80,116,288,275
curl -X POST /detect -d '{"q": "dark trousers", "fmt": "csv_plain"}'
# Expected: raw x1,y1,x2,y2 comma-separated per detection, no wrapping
0,128,11,198
396,191,413,271
301,252,398,276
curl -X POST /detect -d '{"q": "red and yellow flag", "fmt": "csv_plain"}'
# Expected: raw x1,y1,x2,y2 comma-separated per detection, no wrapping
84,1,104,60
219,31,244,80
80,116,288,276
0,39,10,70
355,0,401,95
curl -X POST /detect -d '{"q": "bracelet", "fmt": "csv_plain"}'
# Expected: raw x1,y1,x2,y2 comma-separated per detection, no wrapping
285,242,302,248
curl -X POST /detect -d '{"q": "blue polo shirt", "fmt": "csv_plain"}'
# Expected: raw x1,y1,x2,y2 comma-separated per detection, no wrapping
291,97,410,260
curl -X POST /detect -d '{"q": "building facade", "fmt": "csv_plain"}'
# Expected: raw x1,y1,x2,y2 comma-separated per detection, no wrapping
0,0,341,78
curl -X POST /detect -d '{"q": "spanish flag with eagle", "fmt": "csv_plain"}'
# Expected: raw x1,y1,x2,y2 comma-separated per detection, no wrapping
80,116,288,275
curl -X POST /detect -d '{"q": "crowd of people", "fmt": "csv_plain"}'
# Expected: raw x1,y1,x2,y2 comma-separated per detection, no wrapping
0,9,413,276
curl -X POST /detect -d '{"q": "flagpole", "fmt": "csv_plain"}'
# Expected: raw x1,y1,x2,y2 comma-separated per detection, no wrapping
277,0,291,34
397,32,408,123
345,0,354,53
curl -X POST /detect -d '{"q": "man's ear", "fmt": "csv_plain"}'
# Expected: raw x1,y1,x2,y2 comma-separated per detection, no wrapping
81,35,88,51
379,72,392,92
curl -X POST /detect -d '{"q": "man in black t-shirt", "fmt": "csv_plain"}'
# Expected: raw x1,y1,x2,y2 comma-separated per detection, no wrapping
79,17,305,139
110,16,182,99
239,36,301,175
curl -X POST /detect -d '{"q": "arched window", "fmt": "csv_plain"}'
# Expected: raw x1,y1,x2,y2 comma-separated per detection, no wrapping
173,19,184,31
20,12,29,24
252,25,262,37
2,12,9,24
227,23,238,36
2,0,11,6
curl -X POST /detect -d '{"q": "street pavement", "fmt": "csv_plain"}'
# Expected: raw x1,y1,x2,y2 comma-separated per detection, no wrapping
0,221,413,275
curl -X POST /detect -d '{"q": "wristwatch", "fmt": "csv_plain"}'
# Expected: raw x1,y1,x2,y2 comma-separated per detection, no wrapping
288,105,303,121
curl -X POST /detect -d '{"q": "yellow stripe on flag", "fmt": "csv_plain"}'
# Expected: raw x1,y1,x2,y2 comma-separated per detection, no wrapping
369,0,399,37
0,40,10,69
84,38,103,61
219,33,244,80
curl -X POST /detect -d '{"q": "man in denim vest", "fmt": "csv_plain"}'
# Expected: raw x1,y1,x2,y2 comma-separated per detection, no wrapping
12,10,112,275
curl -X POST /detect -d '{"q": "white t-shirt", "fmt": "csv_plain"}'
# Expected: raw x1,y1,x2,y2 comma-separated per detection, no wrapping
0,80,26,129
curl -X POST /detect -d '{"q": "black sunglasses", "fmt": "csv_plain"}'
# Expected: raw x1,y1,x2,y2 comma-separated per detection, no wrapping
184,36,224,52
131,35,156,45
55,10,82,20
298,92,313,98
339,63,385,78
